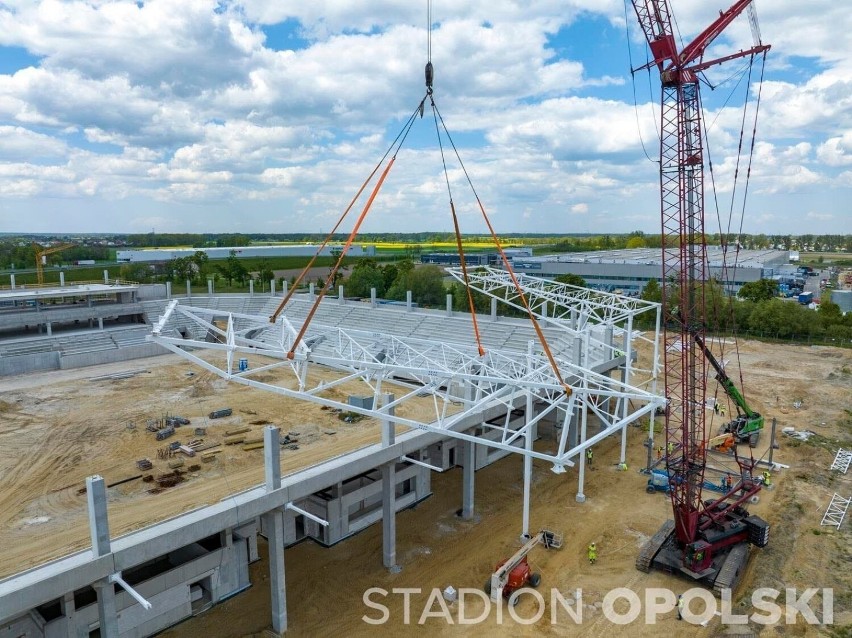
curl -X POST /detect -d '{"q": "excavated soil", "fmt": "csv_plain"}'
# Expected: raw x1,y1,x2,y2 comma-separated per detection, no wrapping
1,339,850,637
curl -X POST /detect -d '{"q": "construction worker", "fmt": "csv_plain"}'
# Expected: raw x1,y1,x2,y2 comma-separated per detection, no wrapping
725,474,733,490
586,447,593,467
719,403,726,417
677,594,684,620
762,470,772,488
714,402,720,415
656,446,663,460
667,441,674,455
587,542,597,565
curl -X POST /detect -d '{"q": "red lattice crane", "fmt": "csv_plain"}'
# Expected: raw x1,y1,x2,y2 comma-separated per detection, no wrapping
631,0,771,592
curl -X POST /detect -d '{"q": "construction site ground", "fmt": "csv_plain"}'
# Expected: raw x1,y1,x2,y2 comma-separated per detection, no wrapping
1,339,850,637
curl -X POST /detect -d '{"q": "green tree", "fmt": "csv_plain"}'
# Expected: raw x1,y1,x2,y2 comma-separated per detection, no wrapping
191,250,209,283
640,279,662,304
119,263,151,283
554,273,587,287
256,260,275,290
407,265,447,306
738,279,778,303
216,250,248,286
169,256,195,282
345,259,386,297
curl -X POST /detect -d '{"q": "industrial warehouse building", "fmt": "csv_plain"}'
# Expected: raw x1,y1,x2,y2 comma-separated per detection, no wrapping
116,244,377,263
509,247,791,295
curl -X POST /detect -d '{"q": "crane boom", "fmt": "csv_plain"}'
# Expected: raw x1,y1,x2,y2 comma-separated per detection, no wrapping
694,334,764,443
631,0,771,588
33,242,74,286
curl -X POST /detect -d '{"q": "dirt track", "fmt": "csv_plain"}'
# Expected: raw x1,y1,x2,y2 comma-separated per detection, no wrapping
2,340,851,636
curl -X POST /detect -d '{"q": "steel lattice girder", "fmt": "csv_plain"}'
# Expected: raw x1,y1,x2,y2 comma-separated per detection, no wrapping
820,493,851,529
151,299,665,467
446,266,660,328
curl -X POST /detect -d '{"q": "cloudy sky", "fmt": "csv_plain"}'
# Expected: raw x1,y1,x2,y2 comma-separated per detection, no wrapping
0,0,849,236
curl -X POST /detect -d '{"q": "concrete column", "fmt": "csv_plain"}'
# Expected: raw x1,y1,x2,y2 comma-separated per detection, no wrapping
522,390,533,537
60,271,65,286
446,294,453,316
9,274,14,289
186,280,191,298
406,290,412,311
576,398,589,503
270,279,276,297
87,475,111,555
60,591,76,638
249,279,254,296
93,579,118,638
370,288,377,308
264,427,287,633
570,308,578,330
381,393,395,448
264,426,281,490
491,297,498,319
166,281,172,299
103,269,109,284
542,301,548,318
339,284,344,305
46,322,52,336
87,476,118,638
282,280,288,296
382,461,399,571
207,279,214,296
461,438,475,519
98,317,104,330
309,283,315,300
619,316,633,465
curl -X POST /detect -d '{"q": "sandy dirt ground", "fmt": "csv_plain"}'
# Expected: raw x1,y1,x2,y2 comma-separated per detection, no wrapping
2,339,851,637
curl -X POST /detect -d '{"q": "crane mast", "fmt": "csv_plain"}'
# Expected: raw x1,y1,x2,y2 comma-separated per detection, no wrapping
631,0,771,588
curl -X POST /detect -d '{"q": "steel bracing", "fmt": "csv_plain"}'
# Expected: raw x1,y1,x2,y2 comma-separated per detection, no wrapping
447,264,663,392
820,493,851,530
150,285,664,469
830,448,851,474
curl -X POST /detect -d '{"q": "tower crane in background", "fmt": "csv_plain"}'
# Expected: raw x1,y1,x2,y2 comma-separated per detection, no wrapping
32,242,74,285
630,0,771,592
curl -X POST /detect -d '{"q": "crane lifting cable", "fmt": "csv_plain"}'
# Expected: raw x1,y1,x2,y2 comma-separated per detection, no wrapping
267,3,571,394
278,94,427,358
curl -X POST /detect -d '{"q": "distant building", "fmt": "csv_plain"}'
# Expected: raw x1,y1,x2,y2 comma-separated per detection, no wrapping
420,248,532,267
117,244,376,263
506,247,790,296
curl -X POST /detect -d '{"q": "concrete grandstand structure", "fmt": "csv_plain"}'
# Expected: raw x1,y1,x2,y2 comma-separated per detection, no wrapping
0,269,665,637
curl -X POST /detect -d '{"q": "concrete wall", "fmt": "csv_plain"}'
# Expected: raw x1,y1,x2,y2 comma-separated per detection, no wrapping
137,284,169,301
58,342,166,370
30,533,253,638
0,351,60,376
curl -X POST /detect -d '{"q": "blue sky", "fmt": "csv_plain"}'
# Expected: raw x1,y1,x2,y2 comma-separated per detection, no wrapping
0,1,849,236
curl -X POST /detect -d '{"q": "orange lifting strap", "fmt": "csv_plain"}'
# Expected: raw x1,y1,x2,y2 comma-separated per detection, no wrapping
474,195,572,397
449,200,485,357
286,158,396,360
269,161,384,324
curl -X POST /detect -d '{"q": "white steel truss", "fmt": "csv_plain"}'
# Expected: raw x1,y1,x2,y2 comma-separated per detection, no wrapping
150,293,665,468
447,266,660,330
820,493,851,529
830,448,851,474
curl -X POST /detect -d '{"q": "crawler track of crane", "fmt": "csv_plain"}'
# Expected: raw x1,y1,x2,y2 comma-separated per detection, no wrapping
635,519,675,573
712,543,749,596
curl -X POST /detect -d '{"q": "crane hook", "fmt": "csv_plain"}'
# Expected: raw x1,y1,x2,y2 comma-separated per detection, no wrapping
425,61,434,93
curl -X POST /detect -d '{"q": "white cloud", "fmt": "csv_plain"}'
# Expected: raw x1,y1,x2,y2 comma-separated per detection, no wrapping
0,1,847,234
